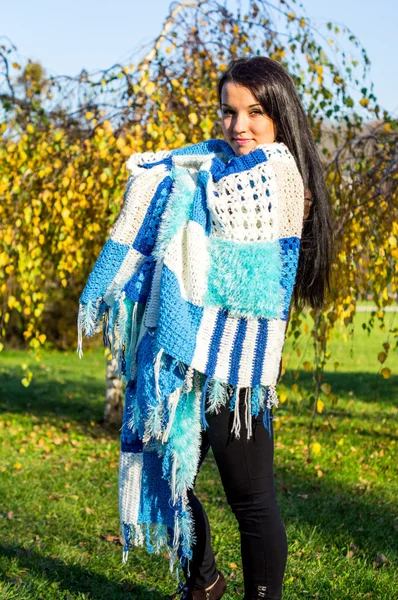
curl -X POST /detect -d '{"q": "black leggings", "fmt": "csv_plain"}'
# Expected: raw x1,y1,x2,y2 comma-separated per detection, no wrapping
182,389,288,600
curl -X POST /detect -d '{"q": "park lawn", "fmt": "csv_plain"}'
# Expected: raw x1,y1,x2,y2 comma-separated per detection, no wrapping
0,312,397,600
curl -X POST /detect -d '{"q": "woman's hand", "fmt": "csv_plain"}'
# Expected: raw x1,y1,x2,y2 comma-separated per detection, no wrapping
303,187,313,222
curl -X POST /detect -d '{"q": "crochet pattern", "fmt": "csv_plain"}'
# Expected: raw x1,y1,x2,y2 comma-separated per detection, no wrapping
77,138,305,579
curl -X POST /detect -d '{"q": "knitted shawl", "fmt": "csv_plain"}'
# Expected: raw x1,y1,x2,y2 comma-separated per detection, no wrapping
77,138,304,579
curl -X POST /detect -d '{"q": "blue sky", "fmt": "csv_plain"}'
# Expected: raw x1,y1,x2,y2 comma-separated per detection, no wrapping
2,0,397,115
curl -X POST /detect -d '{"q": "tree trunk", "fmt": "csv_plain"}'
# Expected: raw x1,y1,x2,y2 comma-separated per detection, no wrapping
103,356,124,429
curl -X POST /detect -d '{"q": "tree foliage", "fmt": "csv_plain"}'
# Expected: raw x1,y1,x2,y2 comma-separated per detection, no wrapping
0,1,397,420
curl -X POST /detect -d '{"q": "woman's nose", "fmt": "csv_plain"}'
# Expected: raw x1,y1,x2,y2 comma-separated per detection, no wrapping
232,112,248,133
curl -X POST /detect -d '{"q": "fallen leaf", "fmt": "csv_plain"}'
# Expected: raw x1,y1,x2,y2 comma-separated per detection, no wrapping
101,534,122,545
374,553,388,566
311,442,322,456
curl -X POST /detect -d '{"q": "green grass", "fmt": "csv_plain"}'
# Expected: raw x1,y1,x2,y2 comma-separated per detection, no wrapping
0,313,397,600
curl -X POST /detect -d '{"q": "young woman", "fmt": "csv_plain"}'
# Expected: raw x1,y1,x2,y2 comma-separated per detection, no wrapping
78,57,333,600
172,58,333,600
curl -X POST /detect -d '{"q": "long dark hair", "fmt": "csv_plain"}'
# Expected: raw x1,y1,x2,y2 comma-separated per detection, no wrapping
218,57,334,311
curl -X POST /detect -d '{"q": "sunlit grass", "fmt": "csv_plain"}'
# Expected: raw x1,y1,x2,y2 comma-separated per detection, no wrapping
0,312,397,599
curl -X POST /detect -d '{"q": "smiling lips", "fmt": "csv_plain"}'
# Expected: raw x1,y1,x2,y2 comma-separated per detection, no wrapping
233,138,252,144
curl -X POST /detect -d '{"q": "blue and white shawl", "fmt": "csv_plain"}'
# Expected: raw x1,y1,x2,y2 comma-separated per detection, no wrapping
77,138,304,579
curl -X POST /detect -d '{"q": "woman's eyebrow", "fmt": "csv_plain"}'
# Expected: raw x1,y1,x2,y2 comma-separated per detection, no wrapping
221,103,262,108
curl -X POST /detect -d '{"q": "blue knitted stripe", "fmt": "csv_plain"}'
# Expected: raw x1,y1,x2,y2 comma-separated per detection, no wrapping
228,317,248,386
80,238,130,304
137,451,175,530
133,175,173,256
210,148,268,183
123,255,156,304
205,309,228,377
279,236,301,319
251,318,269,387
190,170,211,233
121,434,143,453
156,265,204,365
172,139,235,158
140,156,173,171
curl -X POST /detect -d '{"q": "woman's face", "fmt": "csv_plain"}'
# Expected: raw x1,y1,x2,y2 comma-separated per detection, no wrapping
220,82,277,156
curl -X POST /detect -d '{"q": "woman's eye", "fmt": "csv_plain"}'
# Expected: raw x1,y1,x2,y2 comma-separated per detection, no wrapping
222,110,234,116
250,110,264,116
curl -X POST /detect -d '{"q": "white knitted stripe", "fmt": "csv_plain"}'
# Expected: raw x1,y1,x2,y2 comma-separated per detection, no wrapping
206,161,280,243
163,220,209,306
212,313,239,382
190,307,219,372
260,319,287,386
272,159,305,239
236,317,259,387
103,247,146,307
111,165,169,245
126,150,171,175
118,451,143,526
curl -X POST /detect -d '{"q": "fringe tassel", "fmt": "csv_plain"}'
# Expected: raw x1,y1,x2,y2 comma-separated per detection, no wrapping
127,301,139,379
102,306,111,348
207,378,228,414
171,453,178,505
263,405,273,438
76,298,104,358
183,365,195,394
244,388,253,439
153,347,165,402
231,387,242,439
251,385,260,417
229,386,238,412
266,385,279,409
162,387,183,444
200,375,211,430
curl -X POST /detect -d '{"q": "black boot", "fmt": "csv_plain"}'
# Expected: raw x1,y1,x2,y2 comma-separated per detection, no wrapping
171,570,227,600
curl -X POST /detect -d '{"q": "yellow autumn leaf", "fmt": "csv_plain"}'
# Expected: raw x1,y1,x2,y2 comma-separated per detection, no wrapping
145,81,156,95
321,383,331,395
381,368,391,379
317,399,324,413
279,391,287,404
14,462,22,469
188,113,199,125
378,352,387,364
311,442,322,456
